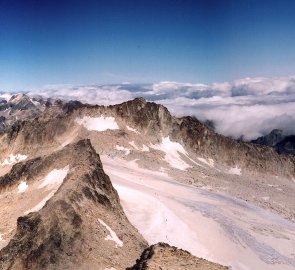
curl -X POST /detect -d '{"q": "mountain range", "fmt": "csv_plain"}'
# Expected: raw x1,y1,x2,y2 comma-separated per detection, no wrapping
251,129,295,156
0,93,294,270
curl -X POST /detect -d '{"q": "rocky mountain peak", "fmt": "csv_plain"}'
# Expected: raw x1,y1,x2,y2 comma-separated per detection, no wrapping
252,129,284,147
112,97,173,135
0,93,48,133
9,93,28,102
252,129,295,156
0,139,148,269
131,96,147,105
9,93,35,110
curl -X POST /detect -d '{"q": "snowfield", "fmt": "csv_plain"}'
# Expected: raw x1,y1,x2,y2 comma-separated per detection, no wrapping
102,156,295,270
113,183,208,257
150,137,191,170
75,116,119,131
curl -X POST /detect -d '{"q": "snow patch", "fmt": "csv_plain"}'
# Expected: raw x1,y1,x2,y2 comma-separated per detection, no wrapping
129,141,139,150
38,166,69,189
10,93,26,103
30,98,41,107
0,154,27,166
129,141,149,152
228,166,242,175
25,166,69,214
150,137,190,170
126,125,139,134
75,116,119,131
187,157,205,168
18,181,28,193
115,145,130,155
98,219,123,248
197,157,214,167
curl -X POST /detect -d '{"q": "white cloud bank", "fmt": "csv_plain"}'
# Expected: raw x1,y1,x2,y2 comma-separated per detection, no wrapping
18,75,295,140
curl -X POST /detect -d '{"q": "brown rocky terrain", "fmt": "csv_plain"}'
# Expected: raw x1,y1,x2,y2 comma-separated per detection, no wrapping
1,97,294,177
0,94,49,134
0,139,148,269
0,138,229,270
0,98,294,221
127,243,229,270
0,97,294,269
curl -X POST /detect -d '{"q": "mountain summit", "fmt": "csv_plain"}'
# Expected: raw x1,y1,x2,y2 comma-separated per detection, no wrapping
0,96,294,269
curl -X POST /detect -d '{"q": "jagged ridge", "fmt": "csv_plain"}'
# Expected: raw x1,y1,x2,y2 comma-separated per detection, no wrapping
1,97,294,178
0,139,148,270
127,243,229,270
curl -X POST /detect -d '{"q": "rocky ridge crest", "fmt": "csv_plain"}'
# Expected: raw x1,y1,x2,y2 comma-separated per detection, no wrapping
0,139,147,269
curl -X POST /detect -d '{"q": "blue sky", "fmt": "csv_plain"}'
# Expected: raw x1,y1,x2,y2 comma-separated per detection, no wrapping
1,0,295,90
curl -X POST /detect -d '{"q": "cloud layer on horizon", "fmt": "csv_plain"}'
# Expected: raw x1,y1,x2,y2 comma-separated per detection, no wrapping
2,75,294,141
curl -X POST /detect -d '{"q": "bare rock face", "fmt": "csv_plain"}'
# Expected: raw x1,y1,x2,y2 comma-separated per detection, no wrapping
127,243,229,270
1,98,294,220
275,135,295,156
0,139,148,270
3,97,294,177
112,98,295,177
0,94,49,134
252,129,284,147
252,129,295,156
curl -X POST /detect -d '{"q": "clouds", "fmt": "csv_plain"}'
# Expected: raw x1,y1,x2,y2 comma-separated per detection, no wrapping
31,84,134,106
149,77,295,140
0,93,12,101
23,75,295,140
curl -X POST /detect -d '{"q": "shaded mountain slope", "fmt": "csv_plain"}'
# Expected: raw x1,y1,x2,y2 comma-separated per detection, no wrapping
0,94,50,133
252,129,295,156
0,139,148,270
276,135,295,156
